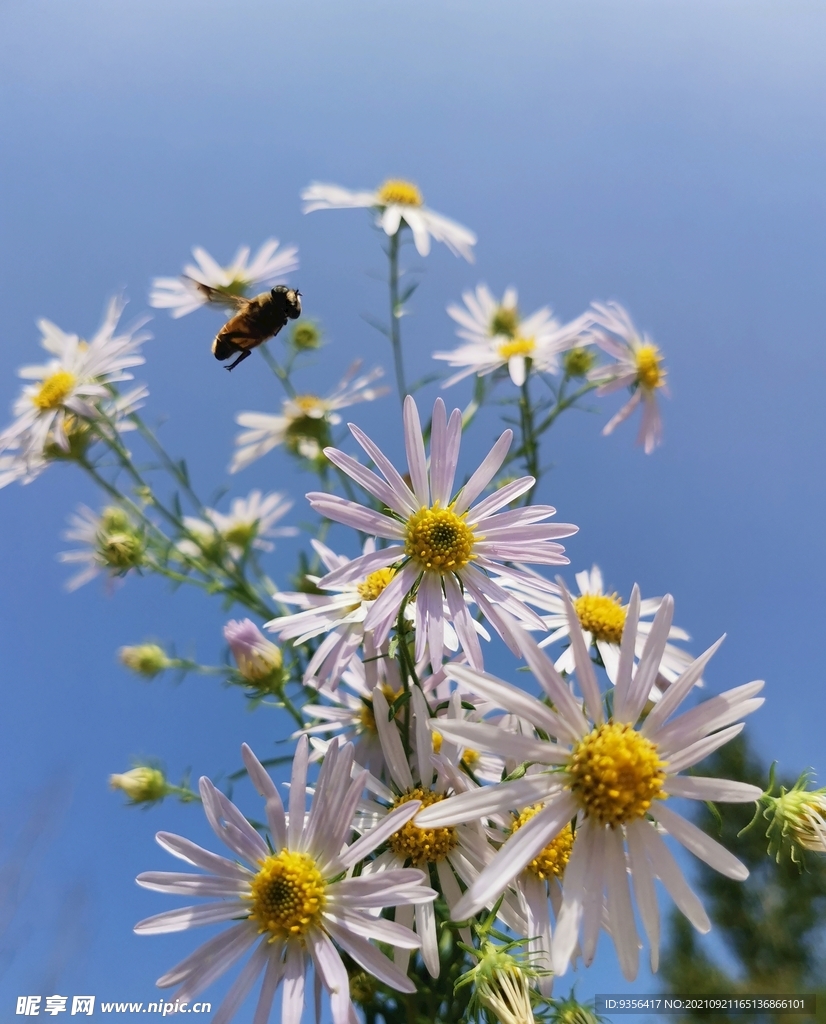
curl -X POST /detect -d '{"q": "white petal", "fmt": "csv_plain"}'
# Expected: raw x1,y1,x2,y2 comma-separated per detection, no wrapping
633,818,710,933
415,774,560,828
650,803,748,880
451,794,577,920
664,776,763,803
605,826,639,981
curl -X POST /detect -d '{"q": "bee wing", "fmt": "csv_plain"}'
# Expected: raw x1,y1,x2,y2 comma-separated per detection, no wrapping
184,277,250,310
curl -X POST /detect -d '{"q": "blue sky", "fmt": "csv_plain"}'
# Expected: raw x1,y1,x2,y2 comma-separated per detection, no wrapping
1,0,825,1019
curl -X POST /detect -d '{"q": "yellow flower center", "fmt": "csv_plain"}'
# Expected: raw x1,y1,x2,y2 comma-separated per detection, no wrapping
377,179,423,207
432,730,443,754
33,370,76,411
497,337,535,361
635,344,665,390
247,850,326,940
573,593,626,644
405,505,477,574
568,722,666,827
358,684,401,734
389,788,459,865
357,567,396,602
490,305,520,339
512,806,574,880
461,748,481,770
291,395,326,417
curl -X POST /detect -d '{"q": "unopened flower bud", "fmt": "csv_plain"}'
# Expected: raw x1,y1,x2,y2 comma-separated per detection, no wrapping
550,995,602,1024
764,772,826,859
290,321,322,350
563,346,596,378
119,643,172,679
477,961,536,1024
224,619,284,686
109,766,170,804
96,506,145,571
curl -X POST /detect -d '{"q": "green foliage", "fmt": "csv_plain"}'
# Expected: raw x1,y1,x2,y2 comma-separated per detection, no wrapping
662,735,826,1024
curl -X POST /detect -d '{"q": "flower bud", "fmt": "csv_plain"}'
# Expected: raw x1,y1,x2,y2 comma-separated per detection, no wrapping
96,506,145,572
118,643,172,679
290,321,322,350
109,766,170,804
563,347,596,378
477,960,536,1024
764,772,826,859
224,619,284,687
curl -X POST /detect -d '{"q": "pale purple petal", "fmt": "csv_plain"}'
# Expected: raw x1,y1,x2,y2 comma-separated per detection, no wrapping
324,918,417,993
134,901,250,934
558,582,604,726
641,636,726,738
452,431,513,515
348,423,418,513
282,942,306,1024
403,396,429,506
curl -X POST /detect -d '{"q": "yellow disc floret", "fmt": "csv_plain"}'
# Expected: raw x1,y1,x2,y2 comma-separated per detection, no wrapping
634,344,665,391
512,806,574,880
357,567,396,602
568,722,666,827
377,179,423,207
497,337,535,361
405,505,476,574
389,788,459,865
33,370,77,411
248,850,326,940
573,593,626,645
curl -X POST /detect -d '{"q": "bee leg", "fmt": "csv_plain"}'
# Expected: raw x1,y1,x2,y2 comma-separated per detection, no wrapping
225,349,253,371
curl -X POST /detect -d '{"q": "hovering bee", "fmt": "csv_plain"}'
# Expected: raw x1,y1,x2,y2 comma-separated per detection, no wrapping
191,282,302,370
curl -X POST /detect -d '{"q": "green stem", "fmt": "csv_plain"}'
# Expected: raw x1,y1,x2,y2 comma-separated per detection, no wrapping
258,345,297,398
518,372,540,501
388,230,407,405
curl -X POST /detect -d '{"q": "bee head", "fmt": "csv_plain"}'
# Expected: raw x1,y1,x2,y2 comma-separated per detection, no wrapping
284,288,302,319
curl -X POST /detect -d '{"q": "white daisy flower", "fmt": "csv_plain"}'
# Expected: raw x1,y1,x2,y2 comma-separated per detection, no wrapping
354,687,500,978
230,363,388,473
149,239,299,319
0,298,149,465
178,490,296,562
59,504,147,591
269,538,485,691
269,538,407,691
301,179,476,261
587,302,668,454
500,564,694,693
135,738,436,1024
415,586,765,981
435,285,589,388
298,653,408,778
307,395,577,673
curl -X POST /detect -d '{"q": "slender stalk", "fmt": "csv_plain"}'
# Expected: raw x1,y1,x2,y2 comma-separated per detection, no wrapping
518,372,540,502
388,230,407,405
258,345,297,398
